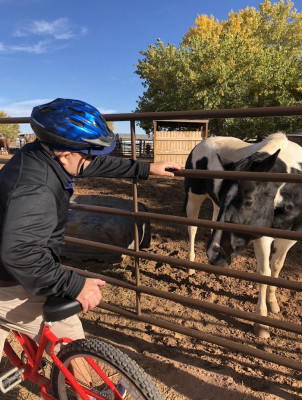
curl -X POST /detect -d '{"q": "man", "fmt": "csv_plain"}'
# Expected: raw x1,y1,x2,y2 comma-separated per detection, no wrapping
0,98,180,360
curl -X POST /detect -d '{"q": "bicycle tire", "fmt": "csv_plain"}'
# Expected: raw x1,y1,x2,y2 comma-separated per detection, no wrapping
51,338,165,400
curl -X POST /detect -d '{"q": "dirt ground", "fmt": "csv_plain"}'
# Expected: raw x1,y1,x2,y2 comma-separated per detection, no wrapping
1,170,302,400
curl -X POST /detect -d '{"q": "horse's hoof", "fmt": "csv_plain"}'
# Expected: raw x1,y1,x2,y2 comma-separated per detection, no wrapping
254,323,270,339
268,302,280,314
188,268,196,276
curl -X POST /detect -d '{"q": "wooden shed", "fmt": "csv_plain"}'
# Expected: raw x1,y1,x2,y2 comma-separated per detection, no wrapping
153,119,208,167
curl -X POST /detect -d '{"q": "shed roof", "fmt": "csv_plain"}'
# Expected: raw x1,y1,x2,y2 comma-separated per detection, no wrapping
155,119,208,123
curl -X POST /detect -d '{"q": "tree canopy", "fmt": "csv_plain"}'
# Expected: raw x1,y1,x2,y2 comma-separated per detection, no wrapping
106,121,115,132
135,0,302,139
0,111,21,140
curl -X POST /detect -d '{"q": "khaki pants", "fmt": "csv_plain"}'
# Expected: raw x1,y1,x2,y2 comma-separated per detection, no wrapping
0,285,85,362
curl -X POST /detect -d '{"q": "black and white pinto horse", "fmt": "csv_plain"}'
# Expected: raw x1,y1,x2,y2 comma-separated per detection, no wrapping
184,133,302,338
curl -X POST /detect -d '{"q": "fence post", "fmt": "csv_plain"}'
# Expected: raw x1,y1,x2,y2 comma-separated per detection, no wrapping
130,120,141,316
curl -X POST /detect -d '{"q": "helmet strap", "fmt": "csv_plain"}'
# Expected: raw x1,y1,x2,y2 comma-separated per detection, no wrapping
78,148,93,175
49,147,59,160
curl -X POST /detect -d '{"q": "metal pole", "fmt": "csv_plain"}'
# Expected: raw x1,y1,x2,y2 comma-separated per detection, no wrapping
64,236,302,291
1,105,302,125
130,120,141,316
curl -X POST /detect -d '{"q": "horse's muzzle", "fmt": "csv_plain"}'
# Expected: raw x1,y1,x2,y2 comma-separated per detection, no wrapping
206,243,231,267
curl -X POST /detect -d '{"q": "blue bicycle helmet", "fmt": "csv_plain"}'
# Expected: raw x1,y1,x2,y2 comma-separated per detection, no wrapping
30,98,116,155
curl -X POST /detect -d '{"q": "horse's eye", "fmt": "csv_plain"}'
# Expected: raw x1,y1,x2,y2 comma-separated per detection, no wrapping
244,200,253,208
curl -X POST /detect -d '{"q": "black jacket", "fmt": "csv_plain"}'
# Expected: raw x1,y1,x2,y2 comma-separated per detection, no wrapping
0,140,150,298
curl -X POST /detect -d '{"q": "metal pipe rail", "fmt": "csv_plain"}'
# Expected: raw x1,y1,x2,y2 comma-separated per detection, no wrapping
100,302,302,373
64,235,302,292
62,262,302,335
1,105,302,124
63,236,302,372
2,155,302,184
4,152,302,241
174,168,302,183
63,265,302,372
69,202,302,242
62,267,302,372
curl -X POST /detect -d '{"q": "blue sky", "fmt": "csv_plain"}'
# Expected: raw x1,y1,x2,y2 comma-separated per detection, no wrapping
0,0,298,135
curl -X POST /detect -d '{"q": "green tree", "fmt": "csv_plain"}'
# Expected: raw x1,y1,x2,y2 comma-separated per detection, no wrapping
106,121,115,132
135,0,302,139
0,111,21,140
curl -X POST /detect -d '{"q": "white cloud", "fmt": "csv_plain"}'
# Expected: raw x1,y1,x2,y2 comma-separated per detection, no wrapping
0,99,119,134
10,40,51,54
13,99,52,106
1,99,53,134
1,99,52,117
0,18,87,55
15,18,85,40
1,99,118,116
81,27,88,35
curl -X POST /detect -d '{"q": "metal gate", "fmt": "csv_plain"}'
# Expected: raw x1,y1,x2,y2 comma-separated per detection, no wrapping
1,105,302,373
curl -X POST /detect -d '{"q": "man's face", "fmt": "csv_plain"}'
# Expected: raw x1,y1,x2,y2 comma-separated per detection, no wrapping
58,151,90,176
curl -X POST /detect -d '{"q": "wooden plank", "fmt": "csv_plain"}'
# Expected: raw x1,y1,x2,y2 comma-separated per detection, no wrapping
153,128,204,167
155,138,201,141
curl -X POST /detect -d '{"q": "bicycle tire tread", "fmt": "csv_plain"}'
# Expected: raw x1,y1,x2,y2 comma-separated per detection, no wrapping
51,338,165,400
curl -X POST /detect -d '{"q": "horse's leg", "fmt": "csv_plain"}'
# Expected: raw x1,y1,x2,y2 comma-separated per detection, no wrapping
186,192,208,275
253,236,274,339
267,239,296,313
211,202,220,229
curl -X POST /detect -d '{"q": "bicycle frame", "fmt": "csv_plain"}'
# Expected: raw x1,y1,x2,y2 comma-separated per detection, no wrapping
3,323,124,400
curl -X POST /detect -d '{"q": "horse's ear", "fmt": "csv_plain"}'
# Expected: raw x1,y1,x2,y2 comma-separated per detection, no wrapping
251,149,281,172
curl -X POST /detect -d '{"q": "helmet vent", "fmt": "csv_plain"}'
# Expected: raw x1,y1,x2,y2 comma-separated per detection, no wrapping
94,121,102,130
40,107,52,113
69,118,84,128
67,107,85,118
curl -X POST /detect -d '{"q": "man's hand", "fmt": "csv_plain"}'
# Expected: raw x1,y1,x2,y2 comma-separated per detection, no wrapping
149,161,181,177
76,278,106,313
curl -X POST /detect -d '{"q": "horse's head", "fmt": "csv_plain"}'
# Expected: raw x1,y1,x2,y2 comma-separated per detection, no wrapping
206,150,281,266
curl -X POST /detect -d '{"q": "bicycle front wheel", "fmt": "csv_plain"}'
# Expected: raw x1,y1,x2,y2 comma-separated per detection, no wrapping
51,338,165,400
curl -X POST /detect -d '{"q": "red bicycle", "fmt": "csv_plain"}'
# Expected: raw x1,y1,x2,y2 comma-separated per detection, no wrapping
0,296,164,400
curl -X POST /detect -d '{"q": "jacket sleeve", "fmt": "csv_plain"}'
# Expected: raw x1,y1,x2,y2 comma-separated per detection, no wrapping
78,155,150,179
0,185,85,299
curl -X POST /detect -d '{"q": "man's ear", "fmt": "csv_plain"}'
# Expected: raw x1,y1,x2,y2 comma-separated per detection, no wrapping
56,151,71,166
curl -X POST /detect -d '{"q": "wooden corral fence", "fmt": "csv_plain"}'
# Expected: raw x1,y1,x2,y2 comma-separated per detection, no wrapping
153,119,208,167
111,135,153,159
1,106,302,374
